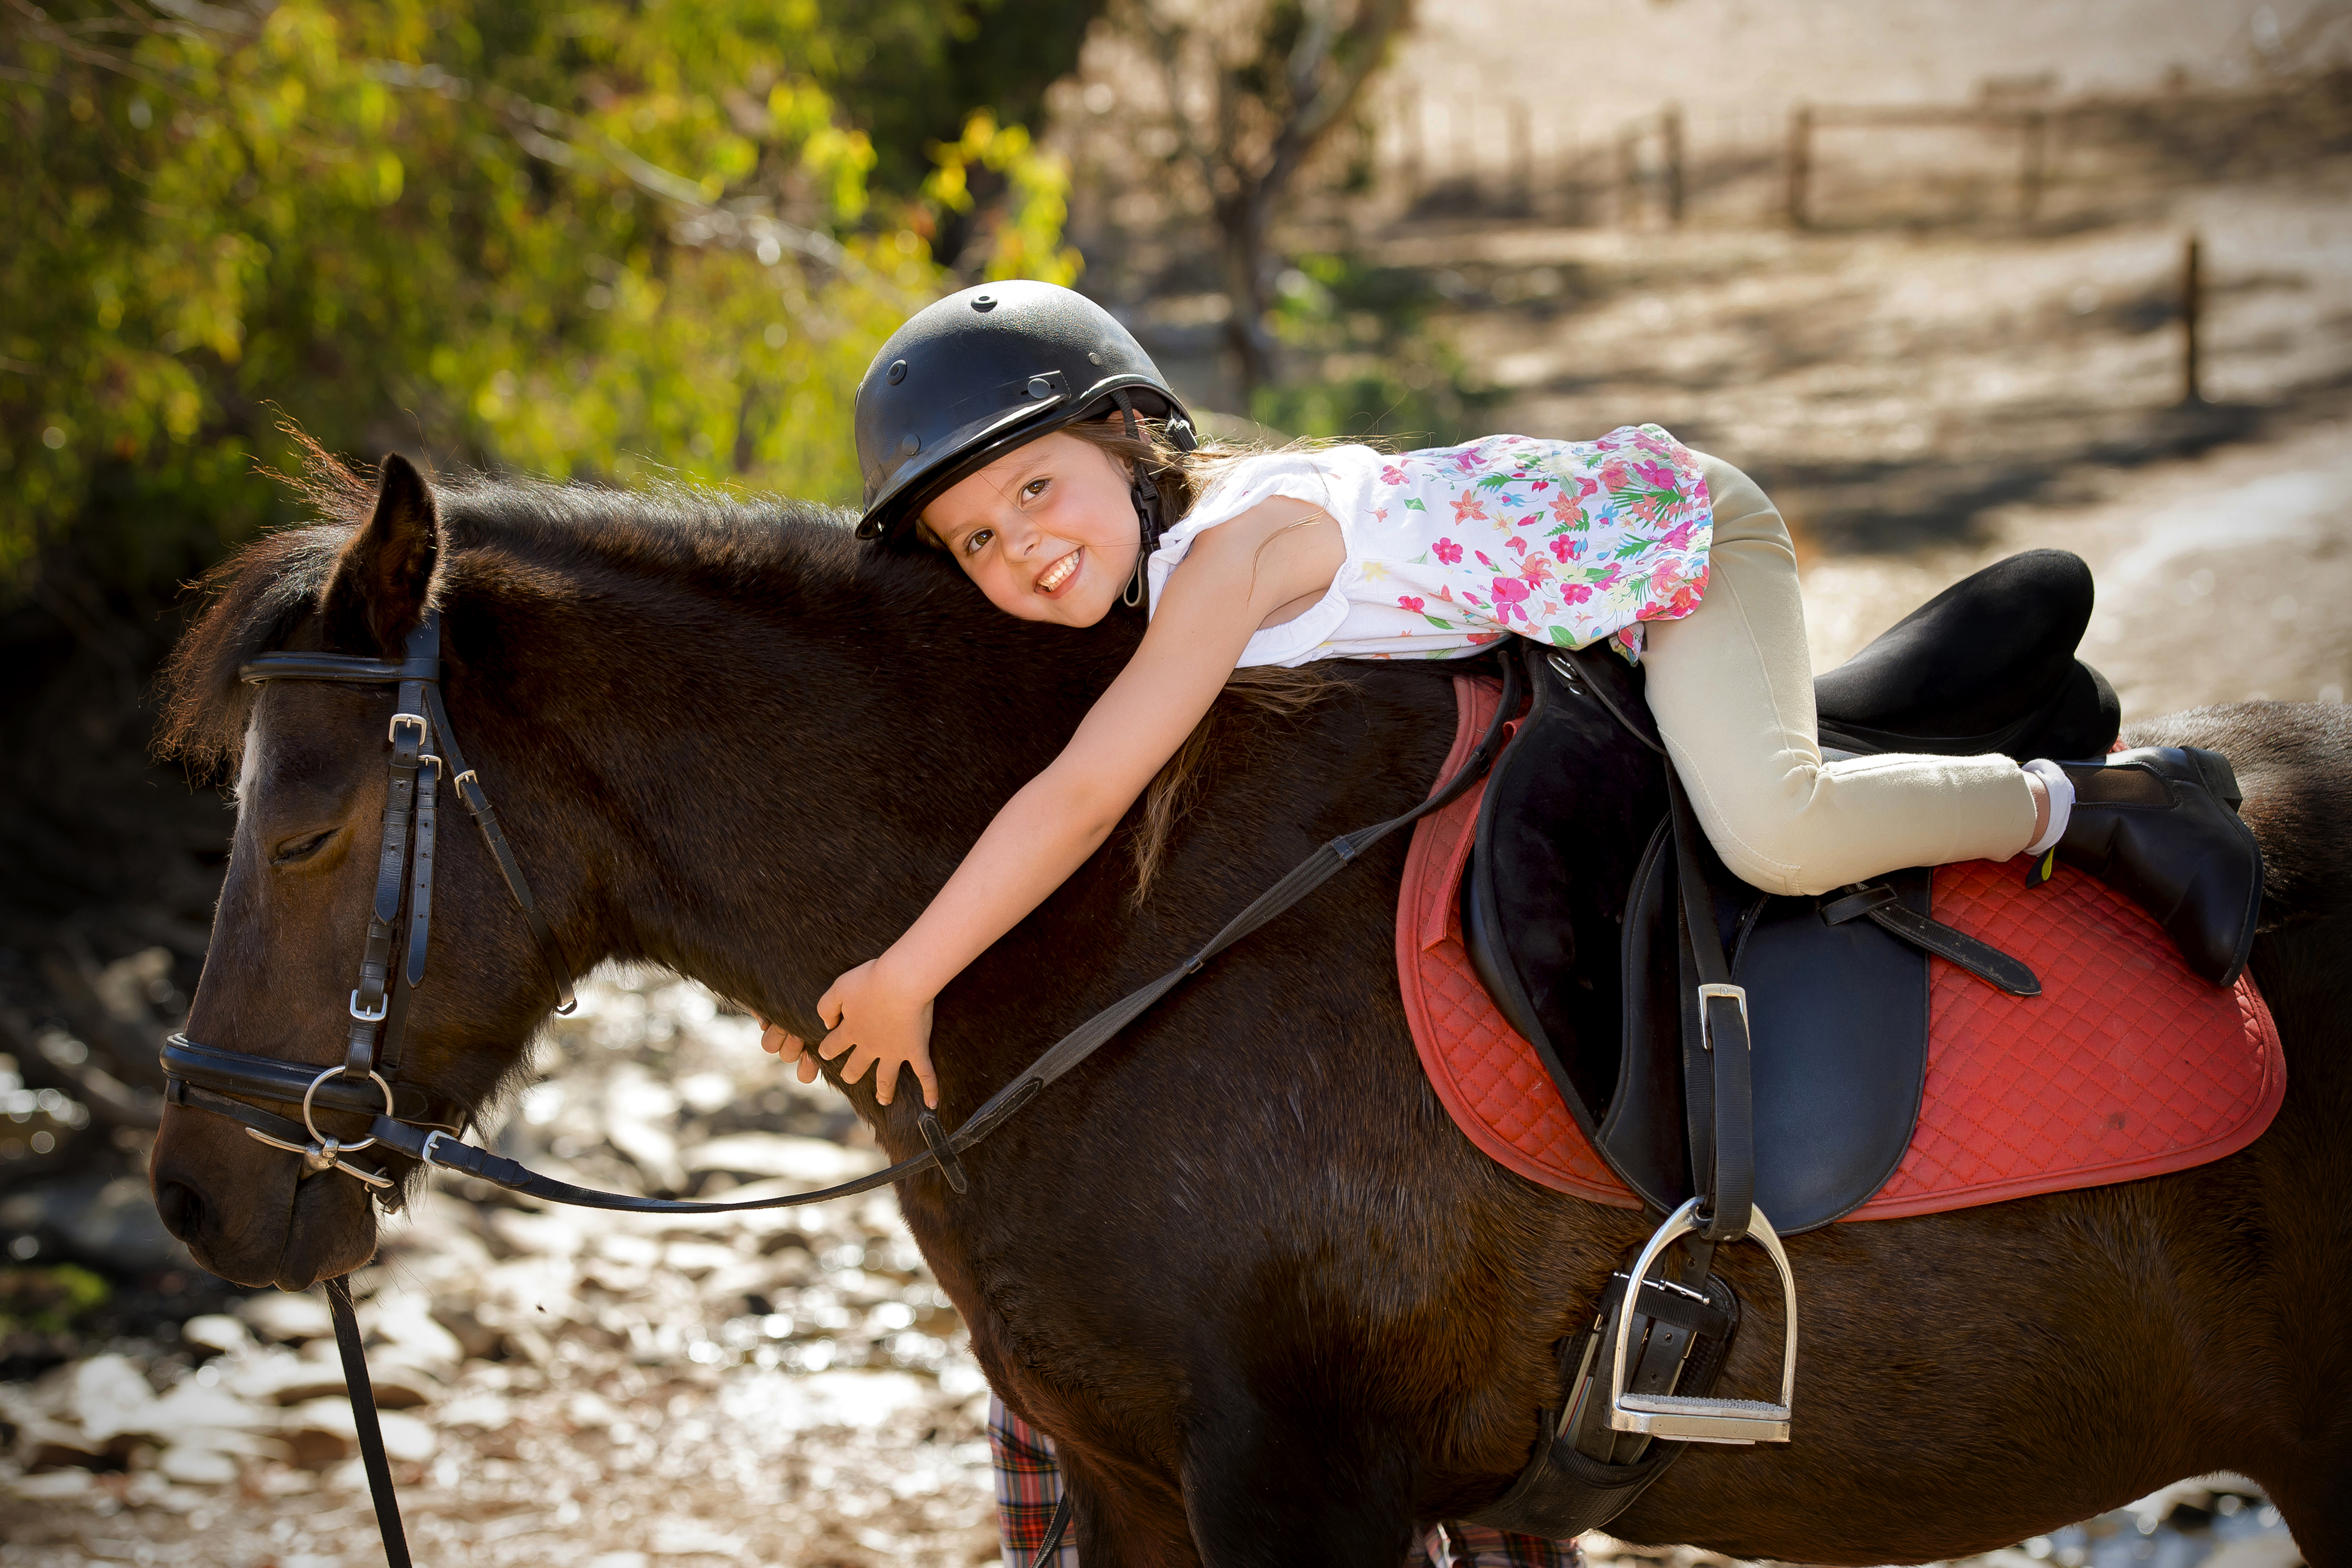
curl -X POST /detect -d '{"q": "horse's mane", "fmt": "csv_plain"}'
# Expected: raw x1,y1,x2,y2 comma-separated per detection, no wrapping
159,446,1347,897
156,449,931,776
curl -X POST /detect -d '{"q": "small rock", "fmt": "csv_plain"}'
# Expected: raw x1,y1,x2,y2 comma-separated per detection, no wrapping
157,1443,240,1486
237,1290,334,1342
681,1133,883,1184
432,1391,513,1430
180,1313,251,1354
72,1353,159,1442
428,1297,505,1360
5,1466,95,1499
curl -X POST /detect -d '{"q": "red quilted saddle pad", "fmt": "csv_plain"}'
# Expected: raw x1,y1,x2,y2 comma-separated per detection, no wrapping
1400,676,2287,1221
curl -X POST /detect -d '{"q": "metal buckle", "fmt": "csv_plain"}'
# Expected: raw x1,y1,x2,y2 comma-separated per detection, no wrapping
1608,1196,1797,1444
349,989,389,1023
240,1065,398,1190
388,712,427,745
1696,982,1747,1052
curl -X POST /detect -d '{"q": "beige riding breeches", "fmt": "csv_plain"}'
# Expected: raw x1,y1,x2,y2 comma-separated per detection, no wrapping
1639,454,2038,898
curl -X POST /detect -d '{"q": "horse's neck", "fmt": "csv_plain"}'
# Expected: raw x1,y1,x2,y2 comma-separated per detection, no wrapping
513,554,1126,1040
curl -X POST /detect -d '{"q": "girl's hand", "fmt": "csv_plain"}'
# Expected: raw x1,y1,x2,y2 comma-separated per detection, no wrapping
756,1017,823,1088
813,960,939,1108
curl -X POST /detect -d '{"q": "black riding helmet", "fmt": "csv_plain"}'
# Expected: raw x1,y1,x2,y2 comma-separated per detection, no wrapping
853,280,1198,550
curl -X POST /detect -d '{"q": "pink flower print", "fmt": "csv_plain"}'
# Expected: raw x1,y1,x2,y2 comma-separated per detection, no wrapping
1575,475,1600,500
1381,464,1408,485
1397,595,1426,614
1658,517,1700,551
1489,577,1532,625
1463,590,1487,607
1475,550,1499,569
1634,459,1677,490
1600,459,1631,491
1452,449,1480,473
1468,632,1503,646
1550,537,1581,564
1559,580,1594,605
1518,556,1554,587
1434,538,1464,565
1451,492,1490,526
1530,479,1551,490
1594,564,1624,591
1505,535,1526,552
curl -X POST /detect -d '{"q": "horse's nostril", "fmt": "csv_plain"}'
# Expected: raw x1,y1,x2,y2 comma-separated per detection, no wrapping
154,1180,205,1242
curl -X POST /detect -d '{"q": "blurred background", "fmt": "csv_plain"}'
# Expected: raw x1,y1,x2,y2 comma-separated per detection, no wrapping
0,1,2344,1563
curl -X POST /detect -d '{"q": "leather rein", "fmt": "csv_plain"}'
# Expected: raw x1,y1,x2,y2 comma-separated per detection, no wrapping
158,613,1523,1568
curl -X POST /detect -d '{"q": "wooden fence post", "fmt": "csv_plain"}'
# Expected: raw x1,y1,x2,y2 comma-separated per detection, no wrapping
1400,89,1422,205
1618,121,1641,225
1662,103,1685,225
1786,103,1812,229
2181,233,2204,405
1509,99,1532,215
2019,109,2048,220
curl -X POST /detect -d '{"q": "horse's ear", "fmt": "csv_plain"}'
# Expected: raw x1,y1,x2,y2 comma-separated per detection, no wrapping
322,453,440,655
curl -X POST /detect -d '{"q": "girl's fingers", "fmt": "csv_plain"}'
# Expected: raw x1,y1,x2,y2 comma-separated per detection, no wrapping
914,1061,939,1110
795,1051,821,1086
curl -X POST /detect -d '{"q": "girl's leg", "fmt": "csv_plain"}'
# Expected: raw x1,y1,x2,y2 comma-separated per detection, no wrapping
992,1395,1081,1568
1641,456,2038,897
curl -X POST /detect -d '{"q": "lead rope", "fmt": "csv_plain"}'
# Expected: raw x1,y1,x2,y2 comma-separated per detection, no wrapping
326,1274,414,1568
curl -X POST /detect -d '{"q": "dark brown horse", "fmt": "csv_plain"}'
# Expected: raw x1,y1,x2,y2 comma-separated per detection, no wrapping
148,457,2352,1567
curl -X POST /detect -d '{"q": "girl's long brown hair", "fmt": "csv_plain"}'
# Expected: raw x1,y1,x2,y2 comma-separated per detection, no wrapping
965,416,1344,902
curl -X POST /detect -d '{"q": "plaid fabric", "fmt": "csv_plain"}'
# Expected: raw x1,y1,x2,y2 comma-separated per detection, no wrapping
991,1395,1081,1568
988,1396,1584,1568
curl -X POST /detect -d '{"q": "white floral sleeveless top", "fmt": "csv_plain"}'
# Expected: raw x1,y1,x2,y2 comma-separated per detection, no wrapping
1143,425,1713,668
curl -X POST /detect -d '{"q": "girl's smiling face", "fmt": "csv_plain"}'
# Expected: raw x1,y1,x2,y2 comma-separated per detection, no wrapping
920,430,1139,627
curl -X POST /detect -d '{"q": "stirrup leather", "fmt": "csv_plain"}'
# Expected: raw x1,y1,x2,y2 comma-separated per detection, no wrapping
1608,1198,1796,1445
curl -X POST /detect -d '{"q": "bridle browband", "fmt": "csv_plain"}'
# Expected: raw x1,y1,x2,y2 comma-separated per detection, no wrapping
156,613,1522,1568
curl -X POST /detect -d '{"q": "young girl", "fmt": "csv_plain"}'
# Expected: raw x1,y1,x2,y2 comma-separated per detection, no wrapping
762,279,2257,1106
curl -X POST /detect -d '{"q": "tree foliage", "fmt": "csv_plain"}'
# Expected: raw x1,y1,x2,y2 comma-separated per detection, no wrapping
0,0,1082,603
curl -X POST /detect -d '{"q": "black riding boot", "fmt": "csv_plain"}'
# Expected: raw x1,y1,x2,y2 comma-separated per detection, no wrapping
2046,746,2262,988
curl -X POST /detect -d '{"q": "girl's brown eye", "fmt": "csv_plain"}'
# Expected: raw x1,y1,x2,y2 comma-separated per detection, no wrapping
964,528,993,555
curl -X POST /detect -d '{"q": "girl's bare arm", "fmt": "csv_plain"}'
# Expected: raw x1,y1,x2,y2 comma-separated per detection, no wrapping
803,500,1342,1104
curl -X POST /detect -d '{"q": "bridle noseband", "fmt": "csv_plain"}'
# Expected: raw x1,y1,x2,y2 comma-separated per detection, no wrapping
161,610,578,1198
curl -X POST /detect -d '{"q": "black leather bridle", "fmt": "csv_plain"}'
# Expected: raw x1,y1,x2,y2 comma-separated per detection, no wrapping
156,613,1522,1568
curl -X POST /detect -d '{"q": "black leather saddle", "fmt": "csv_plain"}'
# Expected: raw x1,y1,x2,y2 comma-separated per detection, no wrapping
1461,549,2121,1234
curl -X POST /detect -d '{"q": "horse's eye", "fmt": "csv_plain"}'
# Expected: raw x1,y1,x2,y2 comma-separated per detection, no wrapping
271,828,335,866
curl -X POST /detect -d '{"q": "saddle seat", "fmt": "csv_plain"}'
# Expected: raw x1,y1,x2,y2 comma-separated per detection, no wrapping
1460,549,2127,1233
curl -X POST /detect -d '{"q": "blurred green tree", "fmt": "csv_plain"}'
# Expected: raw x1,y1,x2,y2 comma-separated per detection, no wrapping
0,0,1081,612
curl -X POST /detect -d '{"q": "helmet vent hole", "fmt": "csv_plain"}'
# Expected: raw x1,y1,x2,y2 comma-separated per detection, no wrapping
972,293,996,312
899,433,921,456
886,359,907,384
1027,377,1053,399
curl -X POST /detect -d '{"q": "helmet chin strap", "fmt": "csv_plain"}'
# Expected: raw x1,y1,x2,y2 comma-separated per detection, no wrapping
1116,391,1161,611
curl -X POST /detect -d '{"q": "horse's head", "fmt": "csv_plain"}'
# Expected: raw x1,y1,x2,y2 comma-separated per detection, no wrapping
146,448,1100,1288
150,455,577,1286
